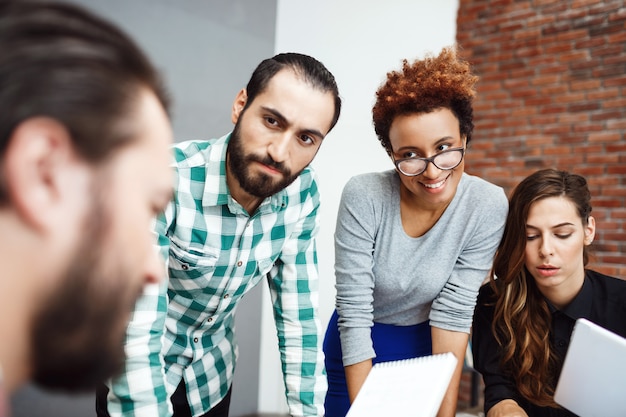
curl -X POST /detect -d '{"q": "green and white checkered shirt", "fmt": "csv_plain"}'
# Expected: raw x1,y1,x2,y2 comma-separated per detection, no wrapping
106,133,326,417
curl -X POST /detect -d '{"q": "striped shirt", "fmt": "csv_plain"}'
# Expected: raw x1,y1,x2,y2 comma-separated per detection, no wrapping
106,133,326,417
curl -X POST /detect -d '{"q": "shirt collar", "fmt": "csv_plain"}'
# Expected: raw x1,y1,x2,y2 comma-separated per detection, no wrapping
547,272,593,320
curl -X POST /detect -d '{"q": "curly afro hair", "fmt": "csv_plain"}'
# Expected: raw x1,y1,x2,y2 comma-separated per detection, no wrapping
372,46,478,156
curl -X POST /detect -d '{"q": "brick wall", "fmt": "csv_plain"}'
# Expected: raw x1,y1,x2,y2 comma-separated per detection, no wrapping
457,0,626,277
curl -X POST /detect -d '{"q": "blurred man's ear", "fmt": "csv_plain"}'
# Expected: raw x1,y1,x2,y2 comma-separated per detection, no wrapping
4,117,78,232
231,88,248,124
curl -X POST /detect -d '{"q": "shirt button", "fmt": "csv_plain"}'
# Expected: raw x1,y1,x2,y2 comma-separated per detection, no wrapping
181,264,189,271
224,294,230,299
557,339,566,347
194,337,199,343
207,317,213,323
237,261,242,267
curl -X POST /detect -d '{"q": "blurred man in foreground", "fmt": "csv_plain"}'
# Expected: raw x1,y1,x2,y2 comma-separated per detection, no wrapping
0,2,173,415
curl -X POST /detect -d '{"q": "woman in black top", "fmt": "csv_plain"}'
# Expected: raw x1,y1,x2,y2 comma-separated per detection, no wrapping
472,169,626,417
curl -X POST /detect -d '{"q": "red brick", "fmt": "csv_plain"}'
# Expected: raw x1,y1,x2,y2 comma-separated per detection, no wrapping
587,88,620,100
607,165,626,174
569,102,601,112
575,37,606,49
603,97,626,109
569,79,602,91
608,7,626,22
533,0,560,5
591,110,624,122
540,104,568,114
608,31,626,43
557,155,586,166
588,132,622,142
571,0,603,9
525,96,553,106
531,74,560,85
572,123,603,134
587,154,620,164
561,51,591,63
574,144,605,154
604,54,626,66
589,21,625,36
606,143,626,152
593,65,626,78
604,76,626,87
591,44,624,58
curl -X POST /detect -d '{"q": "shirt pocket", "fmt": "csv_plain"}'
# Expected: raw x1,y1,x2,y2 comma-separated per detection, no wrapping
168,235,220,283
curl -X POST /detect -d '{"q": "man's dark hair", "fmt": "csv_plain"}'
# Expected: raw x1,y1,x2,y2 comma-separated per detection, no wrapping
244,52,341,132
0,1,169,203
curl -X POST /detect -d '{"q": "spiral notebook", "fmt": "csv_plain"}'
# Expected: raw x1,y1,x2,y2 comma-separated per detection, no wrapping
346,352,457,417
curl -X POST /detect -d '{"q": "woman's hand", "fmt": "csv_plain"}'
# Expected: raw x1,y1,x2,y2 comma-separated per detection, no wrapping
486,399,528,417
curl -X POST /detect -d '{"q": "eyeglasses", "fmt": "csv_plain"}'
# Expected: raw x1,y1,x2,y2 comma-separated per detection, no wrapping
393,147,465,177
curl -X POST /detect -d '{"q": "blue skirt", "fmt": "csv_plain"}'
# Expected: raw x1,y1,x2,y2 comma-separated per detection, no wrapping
323,310,432,417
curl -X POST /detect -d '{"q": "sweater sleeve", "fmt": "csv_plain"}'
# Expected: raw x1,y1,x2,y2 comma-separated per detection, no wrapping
334,176,380,366
429,179,508,333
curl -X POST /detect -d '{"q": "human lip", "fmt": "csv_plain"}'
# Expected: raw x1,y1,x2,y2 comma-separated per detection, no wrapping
255,160,284,176
536,264,560,277
419,174,449,190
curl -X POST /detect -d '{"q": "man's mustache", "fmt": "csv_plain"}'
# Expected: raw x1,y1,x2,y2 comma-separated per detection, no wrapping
249,154,290,176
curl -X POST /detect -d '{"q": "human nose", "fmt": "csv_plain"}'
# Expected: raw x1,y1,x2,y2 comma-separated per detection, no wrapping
421,157,441,178
267,133,290,163
539,237,554,258
144,244,166,284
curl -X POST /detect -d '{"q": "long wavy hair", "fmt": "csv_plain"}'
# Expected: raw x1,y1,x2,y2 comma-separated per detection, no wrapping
489,168,592,407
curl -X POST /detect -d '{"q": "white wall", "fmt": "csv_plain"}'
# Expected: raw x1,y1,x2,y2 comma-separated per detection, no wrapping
258,0,460,413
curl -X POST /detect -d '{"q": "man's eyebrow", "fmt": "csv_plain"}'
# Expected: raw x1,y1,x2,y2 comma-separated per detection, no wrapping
260,105,326,139
261,106,288,125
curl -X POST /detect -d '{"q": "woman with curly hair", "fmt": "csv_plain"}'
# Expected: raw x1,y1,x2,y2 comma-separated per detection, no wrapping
472,169,626,417
322,46,508,417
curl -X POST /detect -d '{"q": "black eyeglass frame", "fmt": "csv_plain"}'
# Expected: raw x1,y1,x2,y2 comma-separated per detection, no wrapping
393,147,466,177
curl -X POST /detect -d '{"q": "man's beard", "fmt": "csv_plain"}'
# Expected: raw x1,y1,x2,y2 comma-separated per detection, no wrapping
30,190,143,391
227,119,302,199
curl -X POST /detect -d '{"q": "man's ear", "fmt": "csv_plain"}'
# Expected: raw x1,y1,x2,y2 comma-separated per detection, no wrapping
231,88,247,124
4,117,76,232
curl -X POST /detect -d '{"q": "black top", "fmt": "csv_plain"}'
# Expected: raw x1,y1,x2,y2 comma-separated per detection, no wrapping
472,270,626,417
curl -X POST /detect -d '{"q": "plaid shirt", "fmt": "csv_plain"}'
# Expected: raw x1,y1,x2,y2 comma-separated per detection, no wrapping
106,133,326,417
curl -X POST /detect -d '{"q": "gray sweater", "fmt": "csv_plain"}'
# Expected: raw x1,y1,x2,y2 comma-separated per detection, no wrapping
335,171,508,365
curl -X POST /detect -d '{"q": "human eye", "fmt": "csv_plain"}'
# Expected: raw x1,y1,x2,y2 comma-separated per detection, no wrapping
264,116,280,127
553,226,575,239
554,230,573,239
436,143,452,152
526,229,539,241
402,150,418,159
299,133,315,145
